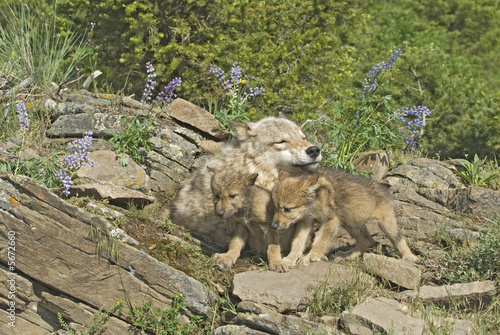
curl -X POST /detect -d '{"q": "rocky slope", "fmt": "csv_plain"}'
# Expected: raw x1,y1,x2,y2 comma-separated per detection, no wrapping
0,90,498,334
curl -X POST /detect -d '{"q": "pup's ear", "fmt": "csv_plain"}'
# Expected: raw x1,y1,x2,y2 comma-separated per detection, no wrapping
304,173,320,196
207,166,217,177
229,120,254,140
278,170,291,181
245,173,259,186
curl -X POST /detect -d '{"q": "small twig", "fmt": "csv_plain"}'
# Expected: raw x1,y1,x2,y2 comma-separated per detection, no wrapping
301,115,328,128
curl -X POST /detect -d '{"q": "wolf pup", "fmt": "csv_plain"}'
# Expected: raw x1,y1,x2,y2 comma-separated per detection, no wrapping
170,116,321,247
271,168,419,267
207,167,295,272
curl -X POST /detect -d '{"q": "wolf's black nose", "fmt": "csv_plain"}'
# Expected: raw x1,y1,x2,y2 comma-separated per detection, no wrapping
306,146,320,159
216,210,226,218
271,222,279,230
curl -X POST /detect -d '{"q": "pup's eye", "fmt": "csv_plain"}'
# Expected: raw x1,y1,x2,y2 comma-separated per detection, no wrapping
229,194,237,200
283,207,292,213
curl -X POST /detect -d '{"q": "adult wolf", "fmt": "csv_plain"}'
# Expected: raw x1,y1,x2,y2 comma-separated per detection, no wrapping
271,168,419,267
169,116,321,247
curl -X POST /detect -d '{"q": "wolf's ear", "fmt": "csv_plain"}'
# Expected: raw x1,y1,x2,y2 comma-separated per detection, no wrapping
246,173,259,186
277,112,288,120
229,120,254,140
278,170,291,181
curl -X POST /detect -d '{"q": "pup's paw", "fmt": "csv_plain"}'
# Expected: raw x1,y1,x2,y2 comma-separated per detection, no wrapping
269,260,289,273
214,253,236,270
301,252,327,265
402,253,420,263
282,255,300,268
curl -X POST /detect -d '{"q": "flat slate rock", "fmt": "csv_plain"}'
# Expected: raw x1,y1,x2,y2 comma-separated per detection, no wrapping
232,262,375,313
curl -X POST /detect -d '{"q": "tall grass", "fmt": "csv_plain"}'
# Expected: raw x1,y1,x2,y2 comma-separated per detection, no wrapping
0,2,89,91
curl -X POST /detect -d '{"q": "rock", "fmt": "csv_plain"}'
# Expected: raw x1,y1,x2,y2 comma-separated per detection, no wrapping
165,98,229,140
226,301,340,335
353,149,390,181
385,158,462,189
75,150,149,192
50,101,100,122
46,113,121,139
232,262,375,313
151,127,199,170
67,183,155,208
0,172,217,334
417,187,500,218
341,297,475,335
363,253,421,289
214,325,270,335
398,281,496,309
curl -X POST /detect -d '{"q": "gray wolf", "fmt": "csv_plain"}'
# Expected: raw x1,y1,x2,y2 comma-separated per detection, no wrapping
207,167,298,272
271,168,419,267
169,116,321,249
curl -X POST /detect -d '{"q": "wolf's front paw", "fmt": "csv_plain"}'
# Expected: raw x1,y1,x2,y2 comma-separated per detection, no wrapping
214,253,236,270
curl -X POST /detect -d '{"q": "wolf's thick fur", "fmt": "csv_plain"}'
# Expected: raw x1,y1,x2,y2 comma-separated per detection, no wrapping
169,116,321,246
271,168,419,266
207,168,296,272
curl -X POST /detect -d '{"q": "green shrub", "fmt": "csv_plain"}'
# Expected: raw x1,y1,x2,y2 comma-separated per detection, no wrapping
455,154,500,188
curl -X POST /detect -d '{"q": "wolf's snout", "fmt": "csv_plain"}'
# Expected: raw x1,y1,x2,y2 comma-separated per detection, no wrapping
306,146,320,159
216,209,226,218
271,222,279,230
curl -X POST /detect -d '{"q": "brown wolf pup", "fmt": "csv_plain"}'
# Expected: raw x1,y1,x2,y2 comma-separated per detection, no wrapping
170,116,321,248
271,168,419,267
207,167,296,272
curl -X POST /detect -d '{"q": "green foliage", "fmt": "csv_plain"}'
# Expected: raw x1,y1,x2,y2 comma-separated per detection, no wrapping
109,115,156,164
127,295,202,335
438,223,500,285
455,154,500,187
0,156,62,188
0,1,89,92
318,95,400,171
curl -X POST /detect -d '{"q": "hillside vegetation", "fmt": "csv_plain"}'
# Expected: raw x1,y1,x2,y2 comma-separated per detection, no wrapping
1,0,499,161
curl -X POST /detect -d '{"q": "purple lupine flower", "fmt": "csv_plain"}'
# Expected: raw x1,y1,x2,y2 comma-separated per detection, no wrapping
209,65,233,90
56,169,73,197
246,86,264,100
362,48,402,97
396,105,431,146
230,65,242,84
63,131,98,170
16,103,30,131
156,77,182,107
141,62,157,105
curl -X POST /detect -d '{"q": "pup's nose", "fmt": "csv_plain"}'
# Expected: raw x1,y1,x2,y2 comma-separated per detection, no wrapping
216,210,226,218
306,145,320,159
271,222,279,230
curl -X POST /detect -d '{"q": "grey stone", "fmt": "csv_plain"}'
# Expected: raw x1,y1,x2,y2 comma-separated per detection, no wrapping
67,183,155,208
75,150,149,192
341,297,475,335
353,149,390,181
232,262,375,313
398,281,496,308
165,98,229,140
363,253,421,289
